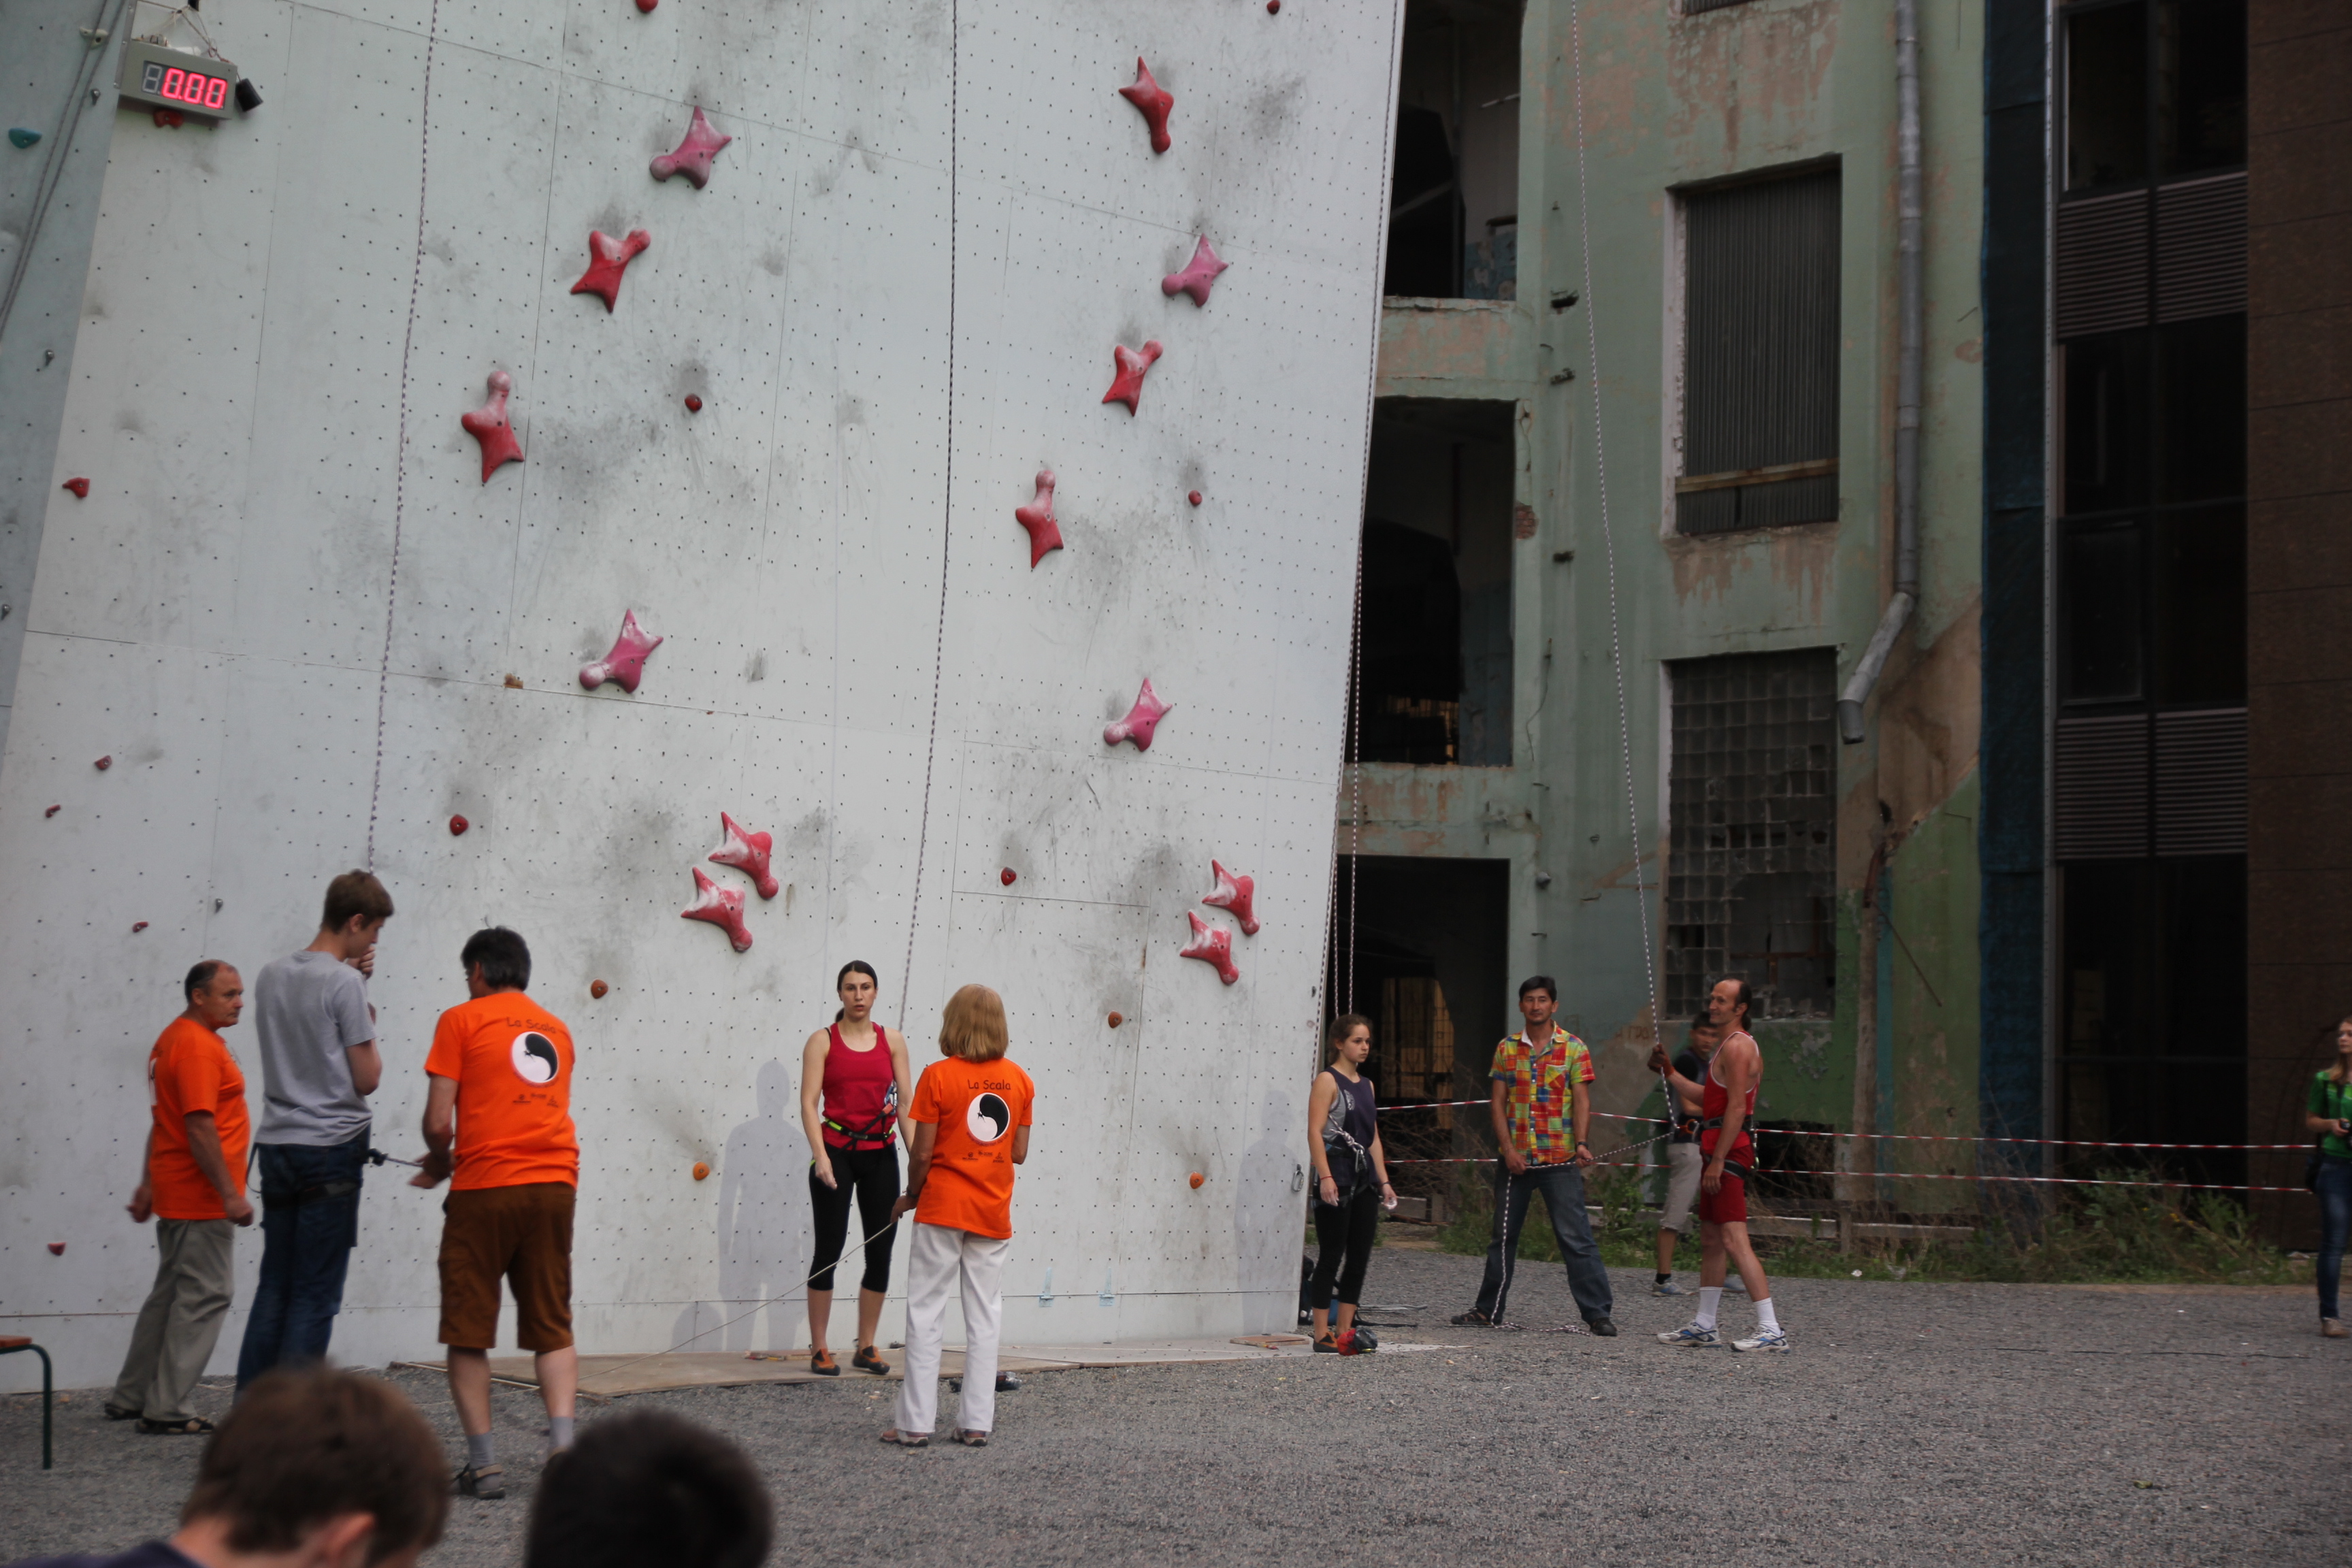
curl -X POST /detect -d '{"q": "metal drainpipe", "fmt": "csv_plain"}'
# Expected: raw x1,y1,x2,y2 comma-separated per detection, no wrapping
1837,0,1925,745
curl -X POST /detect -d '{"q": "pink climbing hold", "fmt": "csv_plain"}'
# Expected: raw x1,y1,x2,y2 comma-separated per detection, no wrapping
580,608,664,693
1188,490,1203,507
1014,469,1062,567
651,106,732,189
1161,238,1229,307
1120,58,1174,154
570,228,651,313
1103,678,1172,751
1000,868,1017,886
461,372,523,483
709,812,779,900
681,867,753,952
44,804,60,817
1102,341,1162,415
132,921,148,934
1180,911,1239,985
1202,860,1260,936
62,477,89,499
94,755,112,770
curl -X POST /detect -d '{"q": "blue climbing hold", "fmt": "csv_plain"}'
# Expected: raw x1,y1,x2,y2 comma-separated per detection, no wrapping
7,129,41,150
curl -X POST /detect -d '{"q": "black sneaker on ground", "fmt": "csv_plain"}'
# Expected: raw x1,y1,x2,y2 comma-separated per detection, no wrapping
1586,1317,1619,1337
1448,1309,1494,1326
454,1463,505,1501
1313,1333,1339,1353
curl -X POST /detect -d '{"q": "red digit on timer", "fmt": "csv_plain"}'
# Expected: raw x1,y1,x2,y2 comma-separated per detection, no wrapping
161,68,184,101
205,76,227,110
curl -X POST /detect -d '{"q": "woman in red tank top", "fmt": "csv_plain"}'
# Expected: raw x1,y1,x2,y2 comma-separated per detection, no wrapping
798,961,916,1376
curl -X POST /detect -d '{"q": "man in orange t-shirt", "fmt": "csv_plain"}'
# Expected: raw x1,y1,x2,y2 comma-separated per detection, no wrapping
408,926,578,1500
107,961,255,1433
883,984,1034,1449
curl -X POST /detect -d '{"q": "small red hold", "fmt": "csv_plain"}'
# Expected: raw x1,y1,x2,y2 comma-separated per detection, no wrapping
682,867,753,952
94,755,112,770
684,395,702,412
47,1243,65,1256
1000,868,1017,886
1188,490,1203,507
1120,58,1175,154
131,921,148,934
591,979,610,999
1014,469,1063,567
709,812,780,899
152,110,183,129
461,372,524,483
1179,911,1240,985
449,815,469,835
1102,341,1162,415
636,0,658,10
44,804,61,817
1268,0,1281,13
570,228,652,312
63,477,89,499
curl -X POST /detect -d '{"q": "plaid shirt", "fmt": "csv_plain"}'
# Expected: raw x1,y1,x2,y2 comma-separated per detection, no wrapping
1490,1027,1595,1163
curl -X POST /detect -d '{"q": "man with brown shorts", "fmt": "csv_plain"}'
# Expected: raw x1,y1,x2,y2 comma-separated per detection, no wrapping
410,927,578,1499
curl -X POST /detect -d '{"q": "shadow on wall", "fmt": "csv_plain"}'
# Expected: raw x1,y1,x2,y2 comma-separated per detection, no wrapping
1236,1087,1298,1298
708,1059,816,1353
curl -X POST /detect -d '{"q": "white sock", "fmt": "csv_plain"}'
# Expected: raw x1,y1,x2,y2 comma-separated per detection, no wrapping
1694,1287,1722,1332
1754,1297,1780,1335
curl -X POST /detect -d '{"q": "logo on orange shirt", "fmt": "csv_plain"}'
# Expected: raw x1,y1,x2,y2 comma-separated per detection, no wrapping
510,1031,561,1085
964,1092,1012,1143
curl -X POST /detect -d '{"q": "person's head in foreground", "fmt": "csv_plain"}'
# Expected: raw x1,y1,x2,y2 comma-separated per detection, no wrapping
525,1409,772,1568
162,1367,446,1568
938,982,1009,1061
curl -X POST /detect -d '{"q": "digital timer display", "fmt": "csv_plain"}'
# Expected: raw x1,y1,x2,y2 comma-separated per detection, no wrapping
116,40,242,121
142,61,231,112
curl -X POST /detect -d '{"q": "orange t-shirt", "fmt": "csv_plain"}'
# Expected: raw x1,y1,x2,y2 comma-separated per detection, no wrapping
424,992,578,1192
910,1056,1034,1240
146,1017,250,1221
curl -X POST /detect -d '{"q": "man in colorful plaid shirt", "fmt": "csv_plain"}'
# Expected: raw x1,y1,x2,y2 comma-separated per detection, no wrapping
1450,976,1618,1334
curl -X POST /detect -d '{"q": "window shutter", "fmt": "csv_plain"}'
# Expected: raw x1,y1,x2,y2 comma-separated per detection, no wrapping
2155,173,2247,323
2055,189,2151,340
2052,713,2151,860
2154,706,2246,855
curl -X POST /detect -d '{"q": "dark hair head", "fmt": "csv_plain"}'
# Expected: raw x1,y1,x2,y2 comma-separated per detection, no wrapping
1517,975,1558,1002
1713,976,1755,1030
834,960,879,1023
1327,1013,1372,1053
461,927,530,992
184,960,229,1004
181,1367,446,1563
524,1409,771,1568
322,870,395,932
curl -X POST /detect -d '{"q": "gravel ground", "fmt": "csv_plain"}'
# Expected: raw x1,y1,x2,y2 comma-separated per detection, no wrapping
4,1248,2347,1567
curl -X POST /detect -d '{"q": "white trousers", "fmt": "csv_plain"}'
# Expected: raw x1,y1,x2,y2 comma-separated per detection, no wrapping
894,1220,1009,1437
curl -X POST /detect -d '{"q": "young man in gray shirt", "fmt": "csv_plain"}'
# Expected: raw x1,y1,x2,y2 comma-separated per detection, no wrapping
233,870,393,1390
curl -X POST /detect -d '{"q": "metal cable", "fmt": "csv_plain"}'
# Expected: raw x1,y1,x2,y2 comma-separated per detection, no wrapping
0,0,130,350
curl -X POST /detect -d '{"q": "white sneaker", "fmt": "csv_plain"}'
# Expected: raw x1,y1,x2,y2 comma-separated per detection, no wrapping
1656,1323,1722,1348
1723,1277,1748,1295
1731,1328,1790,1353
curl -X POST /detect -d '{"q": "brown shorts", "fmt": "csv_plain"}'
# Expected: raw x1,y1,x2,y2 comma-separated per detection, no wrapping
438,1182,575,1352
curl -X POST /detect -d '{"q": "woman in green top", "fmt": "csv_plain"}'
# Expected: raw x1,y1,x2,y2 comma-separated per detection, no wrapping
2307,1015,2352,1338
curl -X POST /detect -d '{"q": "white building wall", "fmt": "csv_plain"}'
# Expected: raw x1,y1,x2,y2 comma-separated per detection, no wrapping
0,0,1402,1387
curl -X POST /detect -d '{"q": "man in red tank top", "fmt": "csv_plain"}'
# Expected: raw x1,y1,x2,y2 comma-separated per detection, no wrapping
1648,977,1788,1352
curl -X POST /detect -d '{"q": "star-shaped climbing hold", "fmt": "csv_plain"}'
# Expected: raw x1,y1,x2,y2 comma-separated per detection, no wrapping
1181,911,1239,985
709,812,779,900
579,608,664,693
1102,340,1162,415
571,228,651,312
1162,238,1229,307
681,867,753,952
1015,469,1062,568
1201,860,1260,936
651,106,732,189
1120,57,1174,154
461,372,523,484
1104,678,1171,751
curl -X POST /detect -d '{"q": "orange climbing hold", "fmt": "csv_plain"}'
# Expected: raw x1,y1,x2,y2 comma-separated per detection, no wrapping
1189,1172,1205,1189
1107,1012,1124,1028
591,980,609,999
693,1161,710,1181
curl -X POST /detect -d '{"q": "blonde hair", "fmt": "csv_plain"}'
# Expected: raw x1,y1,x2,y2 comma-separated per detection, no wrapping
938,984,1009,1062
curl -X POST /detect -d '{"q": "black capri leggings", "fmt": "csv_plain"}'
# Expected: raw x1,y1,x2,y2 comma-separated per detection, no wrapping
1309,1186,1379,1309
808,1143,900,1294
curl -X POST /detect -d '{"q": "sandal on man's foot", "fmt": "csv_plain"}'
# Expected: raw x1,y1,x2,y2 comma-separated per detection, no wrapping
852,1345,890,1375
135,1416,214,1436
454,1462,505,1499
809,1349,840,1376
954,1428,990,1448
879,1428,929,1448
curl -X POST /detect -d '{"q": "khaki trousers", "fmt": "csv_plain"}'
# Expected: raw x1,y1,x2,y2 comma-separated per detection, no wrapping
110,1219,236,1422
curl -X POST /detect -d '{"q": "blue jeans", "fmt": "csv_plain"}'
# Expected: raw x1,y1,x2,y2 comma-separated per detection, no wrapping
1472,1162,1616,1325
2317,1154,2352,1322
235,1131,368,1390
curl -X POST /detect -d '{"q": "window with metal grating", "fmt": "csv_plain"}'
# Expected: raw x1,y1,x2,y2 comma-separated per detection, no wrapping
2154,706,2247,855
2052,713,2151,860
2055,189,2151,340
2155,172,2247,323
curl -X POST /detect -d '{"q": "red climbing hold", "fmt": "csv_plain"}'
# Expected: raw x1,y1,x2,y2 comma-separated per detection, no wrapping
152,109,182,129
651,106,732,189
579,608,664,693
636,0,658,11
461,372,523,483
449,815,469,836
1202,859,1261,936
93,755,111,770
1162,238,1229,307
1120,58,1174,154
62,477,89,498
1180,911,1239,985
684,395,702,412
1104,678,1172,751
44,804,60,817
131,921,149,934
1188,490,1203,507
47,1243,64,1256
681,867,753,952
1000,868,1017,886
709,812,780,900
1014,469,1063,567
1102,341,1162,415
1268,1,1281,13
570,228,651,312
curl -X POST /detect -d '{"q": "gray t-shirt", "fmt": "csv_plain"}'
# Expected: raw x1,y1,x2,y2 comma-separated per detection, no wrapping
252,950,376,1145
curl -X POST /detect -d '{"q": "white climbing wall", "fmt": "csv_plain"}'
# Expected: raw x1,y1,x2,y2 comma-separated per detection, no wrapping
0,1,1403,1384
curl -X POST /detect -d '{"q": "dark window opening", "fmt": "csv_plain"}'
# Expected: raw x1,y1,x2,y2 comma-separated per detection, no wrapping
1665,649,1838,1021
2063,0,2247,195
1386,1,1523,301
1355,398,1516,766
1676,167,1842,536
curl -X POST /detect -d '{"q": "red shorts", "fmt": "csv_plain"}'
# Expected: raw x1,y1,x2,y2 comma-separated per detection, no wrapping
1697,1166,1748,1226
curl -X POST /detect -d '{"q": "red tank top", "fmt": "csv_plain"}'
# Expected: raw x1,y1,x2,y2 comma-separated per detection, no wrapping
821,1024,898,1150
1699,1034,1758,1164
